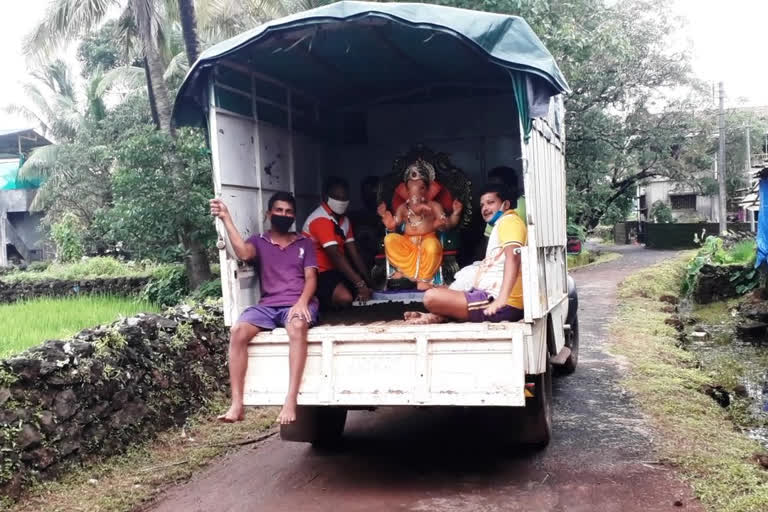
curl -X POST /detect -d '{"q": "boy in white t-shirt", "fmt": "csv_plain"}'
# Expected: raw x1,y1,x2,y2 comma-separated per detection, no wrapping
404,183,526,324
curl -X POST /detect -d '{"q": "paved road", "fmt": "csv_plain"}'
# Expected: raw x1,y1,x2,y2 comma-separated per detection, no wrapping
148,246,701,512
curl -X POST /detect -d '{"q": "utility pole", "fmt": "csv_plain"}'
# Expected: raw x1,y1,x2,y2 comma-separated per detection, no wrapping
745,125,752,172
717,81,727,235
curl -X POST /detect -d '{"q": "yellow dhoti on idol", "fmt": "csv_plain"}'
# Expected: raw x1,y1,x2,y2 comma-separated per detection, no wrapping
383,233,443,282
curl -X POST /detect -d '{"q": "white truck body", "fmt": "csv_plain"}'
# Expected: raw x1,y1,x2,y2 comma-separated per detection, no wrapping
207,63,569,410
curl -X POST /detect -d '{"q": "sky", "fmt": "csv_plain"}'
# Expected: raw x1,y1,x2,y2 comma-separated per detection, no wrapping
1,0,767,132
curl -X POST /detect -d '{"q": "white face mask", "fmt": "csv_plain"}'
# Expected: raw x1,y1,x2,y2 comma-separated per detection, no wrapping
327,197,350,215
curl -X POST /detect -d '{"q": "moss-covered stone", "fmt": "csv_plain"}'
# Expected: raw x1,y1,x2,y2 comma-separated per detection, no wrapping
0,302,228,499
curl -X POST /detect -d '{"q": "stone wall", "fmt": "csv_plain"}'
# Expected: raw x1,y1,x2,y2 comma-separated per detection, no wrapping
692,264,752,304
0,302,228,498
0,277,150,304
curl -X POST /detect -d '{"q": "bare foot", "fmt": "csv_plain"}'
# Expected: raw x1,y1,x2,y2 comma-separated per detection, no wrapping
416,281,434,291
404,311,445,324
277,397,298,425
217,404,244,423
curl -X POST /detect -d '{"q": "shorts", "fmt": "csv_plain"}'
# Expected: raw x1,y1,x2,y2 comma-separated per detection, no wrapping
316,270,355,310
464,288,524,323
237,301,319,330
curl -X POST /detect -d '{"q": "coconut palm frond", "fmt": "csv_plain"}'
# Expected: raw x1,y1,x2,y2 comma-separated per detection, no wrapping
2,105,51,136
23,0,120,59
18,144,67,180
19,84,58,125
28,180,56,212
32,60,77,101
97,66,147,96
163,52,189,81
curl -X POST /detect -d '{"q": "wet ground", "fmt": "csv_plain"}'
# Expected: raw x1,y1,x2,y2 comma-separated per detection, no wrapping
146,245,703,512
682,300,768,447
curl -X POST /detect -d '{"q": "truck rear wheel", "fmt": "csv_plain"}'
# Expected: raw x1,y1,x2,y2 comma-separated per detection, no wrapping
521,360,553,448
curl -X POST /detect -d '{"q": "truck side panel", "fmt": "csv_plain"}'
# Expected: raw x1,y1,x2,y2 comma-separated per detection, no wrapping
522,117,568,328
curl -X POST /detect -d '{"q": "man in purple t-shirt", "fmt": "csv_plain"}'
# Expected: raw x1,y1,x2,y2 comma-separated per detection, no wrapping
210,191,318,425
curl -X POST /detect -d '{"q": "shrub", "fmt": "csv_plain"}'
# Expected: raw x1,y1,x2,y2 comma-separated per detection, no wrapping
141,265,189,307
650,200,674,224
682,236,758,296
188,278,222,302
26,261,50,273
0,256,156,283
50,213,85,262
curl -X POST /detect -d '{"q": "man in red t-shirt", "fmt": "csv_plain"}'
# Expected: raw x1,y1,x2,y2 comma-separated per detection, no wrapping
303,177,373,309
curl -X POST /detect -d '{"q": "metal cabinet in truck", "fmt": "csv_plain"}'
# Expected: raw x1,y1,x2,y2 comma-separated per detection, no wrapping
172,0,578,448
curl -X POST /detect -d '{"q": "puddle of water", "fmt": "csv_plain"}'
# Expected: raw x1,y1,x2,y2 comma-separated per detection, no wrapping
680,300,768,448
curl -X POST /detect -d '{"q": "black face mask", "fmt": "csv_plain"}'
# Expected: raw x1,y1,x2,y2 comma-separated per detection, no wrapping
271,214,294,233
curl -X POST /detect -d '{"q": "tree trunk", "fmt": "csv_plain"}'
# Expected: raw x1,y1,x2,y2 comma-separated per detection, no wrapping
181,231,213,290
178,0,200,65
133,0,174,135
143,57,160,129
134,0,211,289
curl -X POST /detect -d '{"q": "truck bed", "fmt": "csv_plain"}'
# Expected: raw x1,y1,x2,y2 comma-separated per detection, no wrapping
319,302,427,327
243,304,534,408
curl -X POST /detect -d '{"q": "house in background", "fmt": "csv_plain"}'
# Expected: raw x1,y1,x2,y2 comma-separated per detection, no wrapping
0,128,51,266
637,176,718,224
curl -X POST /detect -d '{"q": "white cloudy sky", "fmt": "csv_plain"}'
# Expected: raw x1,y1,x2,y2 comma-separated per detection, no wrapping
1,0,767,132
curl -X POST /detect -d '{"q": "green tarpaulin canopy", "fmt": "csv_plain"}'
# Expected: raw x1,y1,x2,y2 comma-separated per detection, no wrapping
0,158,41,191
172,0,569,131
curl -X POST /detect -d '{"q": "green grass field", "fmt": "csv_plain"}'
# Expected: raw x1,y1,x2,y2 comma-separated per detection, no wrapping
0,295,160,358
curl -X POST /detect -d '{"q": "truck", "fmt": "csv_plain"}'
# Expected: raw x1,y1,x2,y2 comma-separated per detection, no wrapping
172,0,578,447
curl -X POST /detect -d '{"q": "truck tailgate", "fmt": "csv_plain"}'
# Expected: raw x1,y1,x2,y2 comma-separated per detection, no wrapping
243,322,530,407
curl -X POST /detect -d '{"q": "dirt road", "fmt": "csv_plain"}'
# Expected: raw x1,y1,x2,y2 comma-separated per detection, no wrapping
148,246,702,512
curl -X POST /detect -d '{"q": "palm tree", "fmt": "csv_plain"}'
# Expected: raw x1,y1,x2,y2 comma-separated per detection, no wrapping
21,0,329,288
178,0,201,64
4,59,106,143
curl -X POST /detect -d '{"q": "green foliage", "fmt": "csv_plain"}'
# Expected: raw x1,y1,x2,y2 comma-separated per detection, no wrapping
0,257,160,283
0,295,159,358
141,265,189,307
94,329,128,357
50,213,85,262
649,200,674,224
682,237,758,296
26,261,50,273
188,278,223,302
77,21,134,77
433,0,713,230
96,127,215,262
566,222,586,239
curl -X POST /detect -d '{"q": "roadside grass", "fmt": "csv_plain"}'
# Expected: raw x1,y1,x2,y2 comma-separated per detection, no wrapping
567,249,622,270
611,254,768,512
0,295,159,358
0,257,162,284
8,397,278,512
691,298,742,326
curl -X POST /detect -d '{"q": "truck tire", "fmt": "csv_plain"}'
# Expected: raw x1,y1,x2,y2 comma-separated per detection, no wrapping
521,360,553,448
310,407,348,449
559,314,579,375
